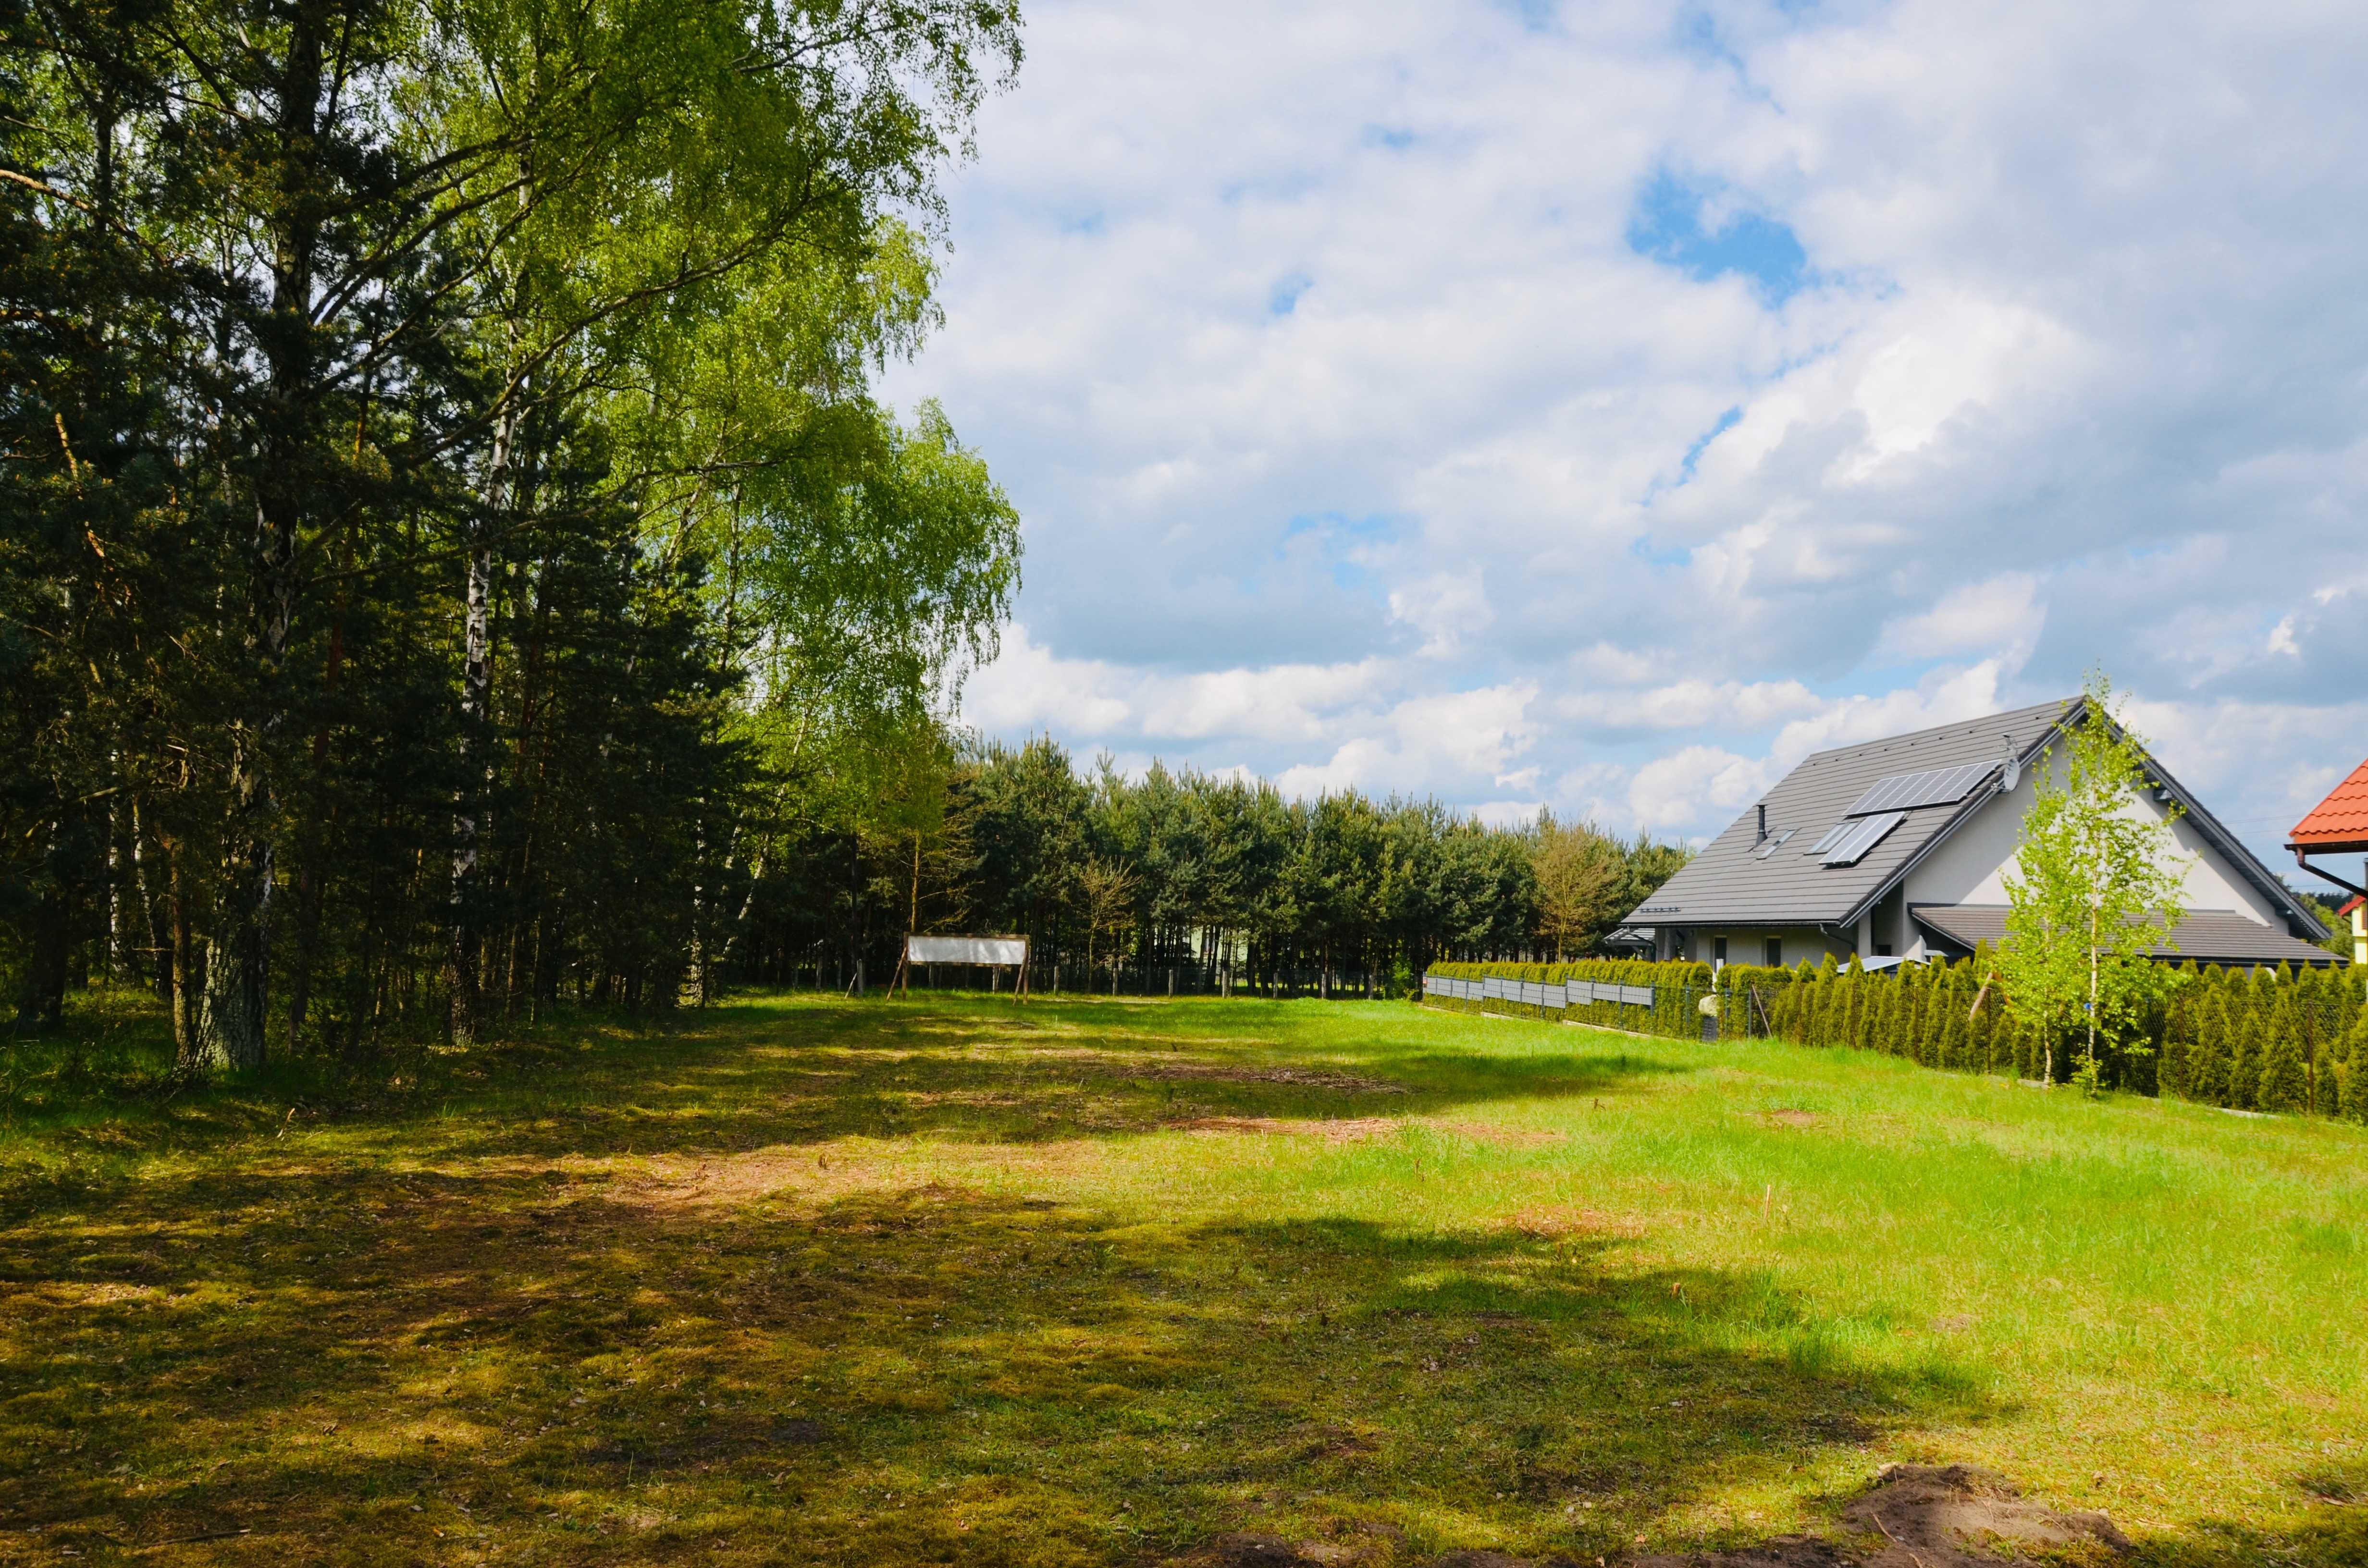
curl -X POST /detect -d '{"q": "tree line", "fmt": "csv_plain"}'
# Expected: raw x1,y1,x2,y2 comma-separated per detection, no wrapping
732,735,1695,996
2,0,1025,1064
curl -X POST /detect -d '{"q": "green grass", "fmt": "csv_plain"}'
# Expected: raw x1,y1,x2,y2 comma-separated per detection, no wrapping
2,992,2364,1565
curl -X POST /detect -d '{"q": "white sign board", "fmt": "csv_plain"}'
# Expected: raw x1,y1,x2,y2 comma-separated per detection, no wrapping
907,936,1029,966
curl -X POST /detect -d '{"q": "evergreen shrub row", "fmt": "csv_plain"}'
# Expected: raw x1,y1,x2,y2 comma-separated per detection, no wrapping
1424,957,1715,1041
1425,952,2368,1119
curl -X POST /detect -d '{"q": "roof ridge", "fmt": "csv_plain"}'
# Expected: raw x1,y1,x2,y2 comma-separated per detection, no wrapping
1797,697,2077,765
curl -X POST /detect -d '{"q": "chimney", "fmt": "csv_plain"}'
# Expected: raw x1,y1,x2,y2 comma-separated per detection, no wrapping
1756,803,1768,844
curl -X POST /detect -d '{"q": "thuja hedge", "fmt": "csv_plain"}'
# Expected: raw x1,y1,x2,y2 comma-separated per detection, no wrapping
1424,952,2368,1118
1425,957,1715,1041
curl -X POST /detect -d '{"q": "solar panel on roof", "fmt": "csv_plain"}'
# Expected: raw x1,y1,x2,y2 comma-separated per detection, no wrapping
1807,821,1852,856
1844,762,1995,817
1821,810,1907,866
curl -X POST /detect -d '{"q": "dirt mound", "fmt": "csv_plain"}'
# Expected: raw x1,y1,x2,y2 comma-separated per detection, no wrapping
1840,1463,2130,1564
1635,1463,2131,1568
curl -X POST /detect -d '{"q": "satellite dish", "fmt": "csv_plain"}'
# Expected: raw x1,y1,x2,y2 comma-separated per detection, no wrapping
2000,738,2020,793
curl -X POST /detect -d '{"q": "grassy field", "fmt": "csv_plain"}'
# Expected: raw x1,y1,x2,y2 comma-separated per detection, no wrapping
2,992,2364,1566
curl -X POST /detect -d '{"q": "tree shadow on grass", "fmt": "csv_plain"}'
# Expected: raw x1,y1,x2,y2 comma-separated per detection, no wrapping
4,1147,2021,1567
3,995,1708,1189
409,995,1704,1164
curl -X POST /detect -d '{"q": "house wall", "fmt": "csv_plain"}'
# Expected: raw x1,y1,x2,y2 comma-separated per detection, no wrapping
1901,749,2286,926
1681,927,1856,969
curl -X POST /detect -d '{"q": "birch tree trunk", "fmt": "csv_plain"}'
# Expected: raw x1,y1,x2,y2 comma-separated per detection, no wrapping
451,402,518,1046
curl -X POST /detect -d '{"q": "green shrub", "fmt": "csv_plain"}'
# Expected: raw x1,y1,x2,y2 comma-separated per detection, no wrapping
2186,993,2231,1106
2229,995,2266,1112
2256,992,2308,1113
2341,1014,2368,1122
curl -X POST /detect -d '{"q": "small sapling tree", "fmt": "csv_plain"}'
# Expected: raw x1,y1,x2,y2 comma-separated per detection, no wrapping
1999,674,2186,1091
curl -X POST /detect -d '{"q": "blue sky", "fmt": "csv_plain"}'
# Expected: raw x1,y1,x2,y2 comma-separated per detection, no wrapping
880,0,2368,875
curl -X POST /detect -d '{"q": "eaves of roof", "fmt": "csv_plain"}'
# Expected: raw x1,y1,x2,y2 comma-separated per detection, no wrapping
1915,904,2345,968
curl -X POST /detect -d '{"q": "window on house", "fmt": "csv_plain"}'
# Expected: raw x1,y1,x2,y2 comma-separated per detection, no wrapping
1875,943,1893,958
1714,937,1727,964
1764,937,1782,968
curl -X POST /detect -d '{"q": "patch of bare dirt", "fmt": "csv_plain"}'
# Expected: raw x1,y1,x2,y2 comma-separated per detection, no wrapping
1633,1464,2131,1568
1175,1116,1403,1141
1754,1109,1821,1128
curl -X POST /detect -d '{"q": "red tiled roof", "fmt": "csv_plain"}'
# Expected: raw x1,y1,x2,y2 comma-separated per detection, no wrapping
2343,895,2365,919
2290,758,2368,852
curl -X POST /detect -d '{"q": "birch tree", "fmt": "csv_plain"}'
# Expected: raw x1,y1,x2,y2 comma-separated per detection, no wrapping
1999,673,2185,1090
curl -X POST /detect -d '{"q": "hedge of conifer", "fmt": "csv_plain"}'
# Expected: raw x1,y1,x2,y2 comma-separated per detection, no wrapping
1424,952,2368,1119
1424,957,1715,1041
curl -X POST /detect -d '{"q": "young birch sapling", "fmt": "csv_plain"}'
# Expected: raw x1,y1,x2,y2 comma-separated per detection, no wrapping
1998,674,2186,1092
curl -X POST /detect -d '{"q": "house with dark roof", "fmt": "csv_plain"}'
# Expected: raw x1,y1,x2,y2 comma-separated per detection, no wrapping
1617,697,2342,970
2288,756,2368,966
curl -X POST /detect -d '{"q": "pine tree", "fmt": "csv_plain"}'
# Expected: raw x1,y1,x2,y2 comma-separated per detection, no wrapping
2256,992,2308,1114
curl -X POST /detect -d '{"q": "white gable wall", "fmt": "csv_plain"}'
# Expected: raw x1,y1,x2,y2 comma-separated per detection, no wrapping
1901,750,2284,926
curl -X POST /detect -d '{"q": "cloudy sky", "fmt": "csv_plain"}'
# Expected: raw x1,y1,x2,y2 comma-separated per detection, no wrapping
880,0,2368,870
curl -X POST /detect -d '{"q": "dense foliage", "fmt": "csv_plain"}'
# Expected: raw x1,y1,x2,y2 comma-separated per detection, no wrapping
1,0,1024,1063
